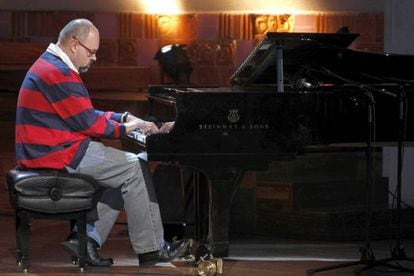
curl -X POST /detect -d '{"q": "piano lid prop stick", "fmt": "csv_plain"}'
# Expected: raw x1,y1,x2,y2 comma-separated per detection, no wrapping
276,46,284,93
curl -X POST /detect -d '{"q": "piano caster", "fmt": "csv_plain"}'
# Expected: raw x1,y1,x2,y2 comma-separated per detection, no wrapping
197,254,223,275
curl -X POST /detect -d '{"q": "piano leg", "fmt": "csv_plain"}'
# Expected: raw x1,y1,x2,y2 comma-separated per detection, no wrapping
195,168,245,259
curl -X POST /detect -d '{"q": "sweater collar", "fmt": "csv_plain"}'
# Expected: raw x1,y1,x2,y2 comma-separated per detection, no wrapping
46,43,78,74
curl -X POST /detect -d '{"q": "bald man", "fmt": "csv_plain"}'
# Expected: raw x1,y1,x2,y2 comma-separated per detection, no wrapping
15,18,185,267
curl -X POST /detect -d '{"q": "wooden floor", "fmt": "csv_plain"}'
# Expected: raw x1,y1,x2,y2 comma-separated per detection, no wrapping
1,196,414,275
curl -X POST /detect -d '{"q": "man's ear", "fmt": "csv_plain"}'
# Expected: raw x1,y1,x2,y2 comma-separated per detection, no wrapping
70,40,77,54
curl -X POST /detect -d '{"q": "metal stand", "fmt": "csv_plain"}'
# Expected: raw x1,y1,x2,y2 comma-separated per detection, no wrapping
357,85,414,274
307,79,414,274
306,91,377,275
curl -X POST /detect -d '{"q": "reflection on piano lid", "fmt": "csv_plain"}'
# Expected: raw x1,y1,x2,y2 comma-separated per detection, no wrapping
230,32,359,87
231,32,414,89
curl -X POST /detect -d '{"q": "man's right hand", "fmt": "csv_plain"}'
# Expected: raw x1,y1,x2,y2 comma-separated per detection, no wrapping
124,117,159,135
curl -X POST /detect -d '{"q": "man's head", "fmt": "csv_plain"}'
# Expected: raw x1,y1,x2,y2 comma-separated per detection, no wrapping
57,18,99,73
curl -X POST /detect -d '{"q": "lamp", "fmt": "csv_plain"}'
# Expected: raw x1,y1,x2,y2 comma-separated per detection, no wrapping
154,44,192,84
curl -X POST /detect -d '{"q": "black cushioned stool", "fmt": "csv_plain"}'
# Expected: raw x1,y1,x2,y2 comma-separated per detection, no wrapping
7,169,99,272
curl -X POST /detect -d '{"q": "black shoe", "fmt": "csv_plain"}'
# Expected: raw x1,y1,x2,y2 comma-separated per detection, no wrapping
138,239,189,267
61,235,114,267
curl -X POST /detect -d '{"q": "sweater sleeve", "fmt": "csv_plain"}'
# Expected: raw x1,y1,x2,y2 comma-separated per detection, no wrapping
48,79,126,138
96,110,124,123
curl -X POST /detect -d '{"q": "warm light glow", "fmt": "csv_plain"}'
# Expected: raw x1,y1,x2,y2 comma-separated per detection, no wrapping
238,0,320,14
145,0,328,15
213,0,319,15
141,0,182,14
130,0,381,15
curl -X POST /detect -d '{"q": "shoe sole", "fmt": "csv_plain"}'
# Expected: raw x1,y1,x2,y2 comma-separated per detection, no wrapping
139,241,190,267
61,241,114,267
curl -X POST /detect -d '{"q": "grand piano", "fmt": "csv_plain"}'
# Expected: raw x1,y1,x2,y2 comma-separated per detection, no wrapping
123,32,414,260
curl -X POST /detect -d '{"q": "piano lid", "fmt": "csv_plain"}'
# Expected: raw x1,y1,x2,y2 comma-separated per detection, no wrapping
230,32,360,87
230,31,414,88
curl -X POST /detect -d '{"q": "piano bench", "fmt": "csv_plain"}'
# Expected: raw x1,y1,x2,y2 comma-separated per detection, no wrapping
6,169,99,272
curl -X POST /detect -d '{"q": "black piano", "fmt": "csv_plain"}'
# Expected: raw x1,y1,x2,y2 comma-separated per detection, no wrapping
123,32,414,259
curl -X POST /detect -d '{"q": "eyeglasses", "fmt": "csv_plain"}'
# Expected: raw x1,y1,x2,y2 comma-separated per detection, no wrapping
72,36,97,57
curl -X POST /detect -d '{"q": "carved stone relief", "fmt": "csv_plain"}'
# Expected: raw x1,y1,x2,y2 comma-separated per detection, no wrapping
185,40,235,85
253,14,294,40
157,14,197,41
96,39,117,65
117,38,138,65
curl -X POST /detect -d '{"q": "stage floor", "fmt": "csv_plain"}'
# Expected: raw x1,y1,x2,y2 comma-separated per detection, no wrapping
1,215,414,275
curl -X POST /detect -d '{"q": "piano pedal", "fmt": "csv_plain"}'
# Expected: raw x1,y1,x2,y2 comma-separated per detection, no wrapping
196,253,223,275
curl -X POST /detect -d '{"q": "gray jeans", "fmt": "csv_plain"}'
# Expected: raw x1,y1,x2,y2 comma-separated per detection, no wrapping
69,141,164,254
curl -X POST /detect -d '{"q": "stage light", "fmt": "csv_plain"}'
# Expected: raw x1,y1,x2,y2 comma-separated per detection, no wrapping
154,44,193,84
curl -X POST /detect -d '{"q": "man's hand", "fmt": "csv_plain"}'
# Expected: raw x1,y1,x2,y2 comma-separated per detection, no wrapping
124,114,159,134
159,121,174,133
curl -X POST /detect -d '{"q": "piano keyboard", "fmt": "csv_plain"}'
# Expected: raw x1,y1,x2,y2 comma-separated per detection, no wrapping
127,129,147,144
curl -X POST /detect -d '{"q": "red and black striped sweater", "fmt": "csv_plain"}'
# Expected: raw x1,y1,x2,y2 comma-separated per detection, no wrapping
15,51,126,170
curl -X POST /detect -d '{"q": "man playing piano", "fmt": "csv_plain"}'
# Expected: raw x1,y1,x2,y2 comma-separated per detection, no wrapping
15,18,185,267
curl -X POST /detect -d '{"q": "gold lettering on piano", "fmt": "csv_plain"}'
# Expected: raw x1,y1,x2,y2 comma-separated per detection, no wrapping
198,109,269,130
227,109,240,123
198,124,269,130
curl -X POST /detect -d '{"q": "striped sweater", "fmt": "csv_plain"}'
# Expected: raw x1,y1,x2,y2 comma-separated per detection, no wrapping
15,51,126,170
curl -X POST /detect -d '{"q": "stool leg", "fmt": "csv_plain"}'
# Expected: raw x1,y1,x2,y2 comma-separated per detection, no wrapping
15,211,22,265
76,215,87,271
17,210,31,271
69,219,78,265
